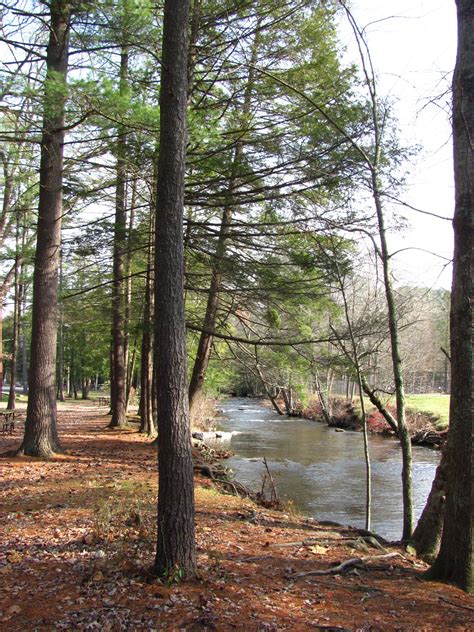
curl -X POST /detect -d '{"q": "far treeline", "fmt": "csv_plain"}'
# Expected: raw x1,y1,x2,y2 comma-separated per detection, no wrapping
0,1,471,592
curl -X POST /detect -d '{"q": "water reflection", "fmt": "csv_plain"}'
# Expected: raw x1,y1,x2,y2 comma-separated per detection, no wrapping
215,398,440,540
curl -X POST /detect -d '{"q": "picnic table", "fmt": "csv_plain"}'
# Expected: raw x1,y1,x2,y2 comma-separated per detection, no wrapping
1,410,16,434
97,396,110,407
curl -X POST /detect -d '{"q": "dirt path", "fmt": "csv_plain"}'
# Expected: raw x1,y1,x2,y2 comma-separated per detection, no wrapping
0,403,473,631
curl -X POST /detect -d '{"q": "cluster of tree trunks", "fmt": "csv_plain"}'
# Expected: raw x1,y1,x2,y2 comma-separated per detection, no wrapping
5,0,472,592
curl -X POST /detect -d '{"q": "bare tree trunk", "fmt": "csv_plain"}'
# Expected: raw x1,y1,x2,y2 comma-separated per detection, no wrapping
109,43,128,429
65,363,70,397
68,349,75,399
282,387,294,416
57,249,65,402
124,178,136,410
428,0,474,592
19,256,28,396
21,330,27,394
139,333,154,435
361,375,398,434
19,0,71,457
313,368,332,424
152,0,196,579
373,185,413,540
0,304,3,403
81,377,90,400
140,222,155,436
125,344,136,410
412,450,447,559
7,215,20,409
255,362,284,416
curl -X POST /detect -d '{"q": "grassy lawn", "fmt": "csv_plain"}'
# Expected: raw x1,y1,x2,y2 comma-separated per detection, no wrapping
404,393,450,429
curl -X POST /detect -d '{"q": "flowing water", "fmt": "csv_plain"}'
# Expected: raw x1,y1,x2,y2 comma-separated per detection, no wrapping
212,398,440,541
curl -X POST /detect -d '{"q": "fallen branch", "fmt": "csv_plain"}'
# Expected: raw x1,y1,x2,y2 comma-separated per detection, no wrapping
290,552,403,579
348,536,388,554
263,457,278,502
235,555,270,563
439,597,474,612
268,538,324,548
269,536,387,551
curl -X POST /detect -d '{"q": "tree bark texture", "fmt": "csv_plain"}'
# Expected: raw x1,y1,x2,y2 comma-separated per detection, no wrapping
412,450,447,559
7,224,20,410
140,238,155,436
153,0,196,579
57,249,65,402
21,0,70,457
428,0,474,592
109,43,129,428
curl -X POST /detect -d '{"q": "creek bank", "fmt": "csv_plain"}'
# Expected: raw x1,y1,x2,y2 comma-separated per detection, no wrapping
191,435,282,510
297,399,447,449
254,394,446,448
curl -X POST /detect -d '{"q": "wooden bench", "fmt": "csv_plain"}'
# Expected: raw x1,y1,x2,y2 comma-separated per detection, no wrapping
1,410,16,435
97,397,110,407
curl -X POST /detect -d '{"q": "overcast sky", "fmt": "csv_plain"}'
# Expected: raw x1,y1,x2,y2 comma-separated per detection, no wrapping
338,1,457,289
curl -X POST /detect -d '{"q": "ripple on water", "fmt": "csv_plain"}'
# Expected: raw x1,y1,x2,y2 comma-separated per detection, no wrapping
218,398,440,540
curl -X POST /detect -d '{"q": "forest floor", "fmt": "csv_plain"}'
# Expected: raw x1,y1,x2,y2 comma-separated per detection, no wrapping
1,402,473,631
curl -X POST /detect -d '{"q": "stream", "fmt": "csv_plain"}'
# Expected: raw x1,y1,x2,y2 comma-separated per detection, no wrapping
212,398,440,541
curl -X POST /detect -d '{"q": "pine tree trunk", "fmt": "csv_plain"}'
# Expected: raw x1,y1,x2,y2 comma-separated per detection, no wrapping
81,377,90,400
428,0,474,592
20,0,71,457
109,43,128,429
153,0,196,579
124,179,136,411
7,218,20,410
57,249,65,402
140,249,155,436
21,330,27,395
68,350,75,399
0,305,3,403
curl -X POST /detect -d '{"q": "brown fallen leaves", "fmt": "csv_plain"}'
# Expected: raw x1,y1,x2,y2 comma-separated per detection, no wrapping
0,401,473,631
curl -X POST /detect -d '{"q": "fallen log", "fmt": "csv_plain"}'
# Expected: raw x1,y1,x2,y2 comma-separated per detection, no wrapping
289,552,403,579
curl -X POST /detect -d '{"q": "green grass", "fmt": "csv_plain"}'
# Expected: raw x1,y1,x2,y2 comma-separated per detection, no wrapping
0,393,28,407
404,394,450,430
